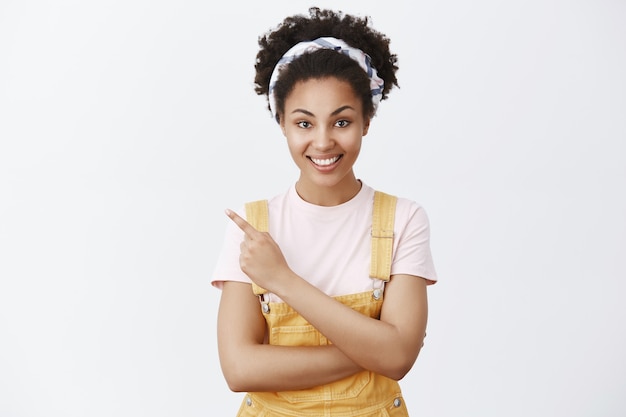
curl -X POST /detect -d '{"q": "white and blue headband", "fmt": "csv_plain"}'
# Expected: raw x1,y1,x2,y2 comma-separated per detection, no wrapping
268,37,385,121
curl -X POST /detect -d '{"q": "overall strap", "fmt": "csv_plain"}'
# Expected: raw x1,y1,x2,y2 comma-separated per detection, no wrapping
244,200,269,296
370,191,397,281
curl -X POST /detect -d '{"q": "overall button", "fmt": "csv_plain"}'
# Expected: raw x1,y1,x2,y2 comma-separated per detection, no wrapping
246,396,252,406
373,289,382,300
261,302,270,313
393,397,402,407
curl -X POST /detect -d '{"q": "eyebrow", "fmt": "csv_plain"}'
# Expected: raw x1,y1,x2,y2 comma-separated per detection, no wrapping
291,105,356,117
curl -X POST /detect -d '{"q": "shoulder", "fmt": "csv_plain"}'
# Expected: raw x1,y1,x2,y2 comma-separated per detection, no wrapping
396,195,428,216
372,188,428,216
374,189,431,231
241,187,291,217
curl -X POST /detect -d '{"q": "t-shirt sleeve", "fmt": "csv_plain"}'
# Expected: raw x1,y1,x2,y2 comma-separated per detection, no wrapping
391,200,438,285
210,208,252,290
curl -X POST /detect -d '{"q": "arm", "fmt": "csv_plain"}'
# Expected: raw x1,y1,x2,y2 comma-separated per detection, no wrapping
226,209,429,381
217,280,363,392
277,271,428,380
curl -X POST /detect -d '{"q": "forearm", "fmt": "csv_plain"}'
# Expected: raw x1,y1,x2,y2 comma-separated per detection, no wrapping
221,343,362,392
217,281,363,392
275,273,428,380
279,278,399,376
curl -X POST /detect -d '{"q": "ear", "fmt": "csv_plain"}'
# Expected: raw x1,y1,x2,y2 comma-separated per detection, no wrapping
279,116,287,136
362,118,371,137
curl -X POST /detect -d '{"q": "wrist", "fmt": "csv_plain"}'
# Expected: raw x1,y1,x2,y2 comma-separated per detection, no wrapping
272,269,301,300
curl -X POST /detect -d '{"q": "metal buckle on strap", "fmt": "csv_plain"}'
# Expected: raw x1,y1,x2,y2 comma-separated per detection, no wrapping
259,293,270,313
372,279,385,300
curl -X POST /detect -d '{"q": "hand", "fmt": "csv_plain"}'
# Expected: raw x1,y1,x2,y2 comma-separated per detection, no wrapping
225,209,291,292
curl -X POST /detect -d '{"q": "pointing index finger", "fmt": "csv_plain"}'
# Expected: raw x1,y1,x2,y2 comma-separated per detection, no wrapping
225,209,258,237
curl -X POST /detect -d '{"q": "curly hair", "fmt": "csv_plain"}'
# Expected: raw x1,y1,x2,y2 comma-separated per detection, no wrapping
254,7,399,122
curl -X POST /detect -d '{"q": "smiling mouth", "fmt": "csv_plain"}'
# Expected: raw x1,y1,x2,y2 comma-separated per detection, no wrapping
308,155,343,166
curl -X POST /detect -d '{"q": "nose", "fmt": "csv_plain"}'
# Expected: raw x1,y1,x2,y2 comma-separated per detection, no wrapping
312,126,335,151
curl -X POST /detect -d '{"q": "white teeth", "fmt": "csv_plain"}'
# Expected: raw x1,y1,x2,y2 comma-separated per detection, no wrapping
310,156,340,166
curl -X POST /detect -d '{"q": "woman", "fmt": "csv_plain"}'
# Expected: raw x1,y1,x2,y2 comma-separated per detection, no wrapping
212,7,437,416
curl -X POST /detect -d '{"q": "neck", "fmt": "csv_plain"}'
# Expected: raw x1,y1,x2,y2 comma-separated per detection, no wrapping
295,177,362,207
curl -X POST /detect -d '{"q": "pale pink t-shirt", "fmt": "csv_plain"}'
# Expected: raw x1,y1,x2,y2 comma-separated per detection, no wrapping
211,183,437,302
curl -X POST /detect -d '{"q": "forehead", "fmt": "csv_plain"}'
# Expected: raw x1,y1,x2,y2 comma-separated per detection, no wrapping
285,77,362,110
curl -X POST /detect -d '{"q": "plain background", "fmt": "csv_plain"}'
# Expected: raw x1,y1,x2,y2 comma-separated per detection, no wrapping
1,0,625,416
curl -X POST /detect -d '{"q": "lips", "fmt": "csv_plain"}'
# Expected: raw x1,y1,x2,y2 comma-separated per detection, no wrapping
308,155,342,166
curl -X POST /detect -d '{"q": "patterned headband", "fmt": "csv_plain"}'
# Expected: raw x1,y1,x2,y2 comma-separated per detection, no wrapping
267,37,385,122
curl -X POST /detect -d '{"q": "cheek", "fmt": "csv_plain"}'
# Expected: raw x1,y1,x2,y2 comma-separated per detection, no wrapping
285,136,306,158
347,135,363,154
285,128,310,146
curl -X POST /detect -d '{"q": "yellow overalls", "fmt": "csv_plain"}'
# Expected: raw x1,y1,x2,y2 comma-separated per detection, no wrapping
238,191,409,417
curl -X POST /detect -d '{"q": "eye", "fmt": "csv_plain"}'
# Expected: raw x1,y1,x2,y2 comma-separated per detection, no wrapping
297,121,312,129
335,119,351,128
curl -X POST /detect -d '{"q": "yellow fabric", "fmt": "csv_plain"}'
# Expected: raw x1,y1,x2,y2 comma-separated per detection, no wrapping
370,191,397,281
245,199,270,296
238,291,408,416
